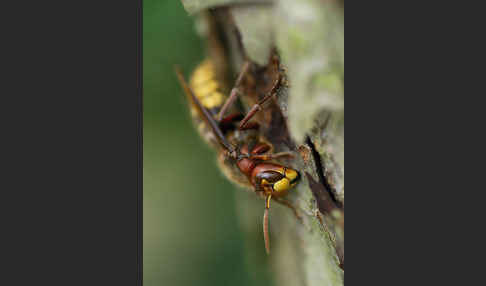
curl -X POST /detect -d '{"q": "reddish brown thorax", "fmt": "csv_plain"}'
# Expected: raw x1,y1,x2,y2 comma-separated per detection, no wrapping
236,157,256,177
236,143,257,176
236,142,271,177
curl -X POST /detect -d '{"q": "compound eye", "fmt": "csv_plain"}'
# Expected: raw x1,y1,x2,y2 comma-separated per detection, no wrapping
257,170,284,184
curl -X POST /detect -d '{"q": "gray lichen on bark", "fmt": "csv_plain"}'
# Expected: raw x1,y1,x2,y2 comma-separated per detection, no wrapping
180,0,344,285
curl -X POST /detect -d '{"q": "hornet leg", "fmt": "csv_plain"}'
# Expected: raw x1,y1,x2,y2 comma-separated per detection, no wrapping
238,73,282,130
216,61,251,121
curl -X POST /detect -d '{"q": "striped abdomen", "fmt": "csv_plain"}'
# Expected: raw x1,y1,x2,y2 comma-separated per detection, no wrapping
190,59,226,116
188,59,228,146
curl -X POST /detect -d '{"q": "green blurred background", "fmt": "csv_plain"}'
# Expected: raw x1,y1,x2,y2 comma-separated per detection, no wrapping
144,1,271,285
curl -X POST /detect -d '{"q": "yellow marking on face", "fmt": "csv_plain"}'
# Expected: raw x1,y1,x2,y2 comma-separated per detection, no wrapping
261,179,270,186
201,92,224,109
285,168,298,181
273,178,290,193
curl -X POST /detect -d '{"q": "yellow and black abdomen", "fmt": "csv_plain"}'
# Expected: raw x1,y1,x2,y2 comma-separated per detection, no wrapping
188,59,228,146
190,59,226,115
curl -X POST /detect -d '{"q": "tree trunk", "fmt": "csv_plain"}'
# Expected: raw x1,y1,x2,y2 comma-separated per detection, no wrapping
180,1,344,285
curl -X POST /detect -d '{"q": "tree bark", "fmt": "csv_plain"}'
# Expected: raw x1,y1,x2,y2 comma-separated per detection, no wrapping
180,1,344,285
